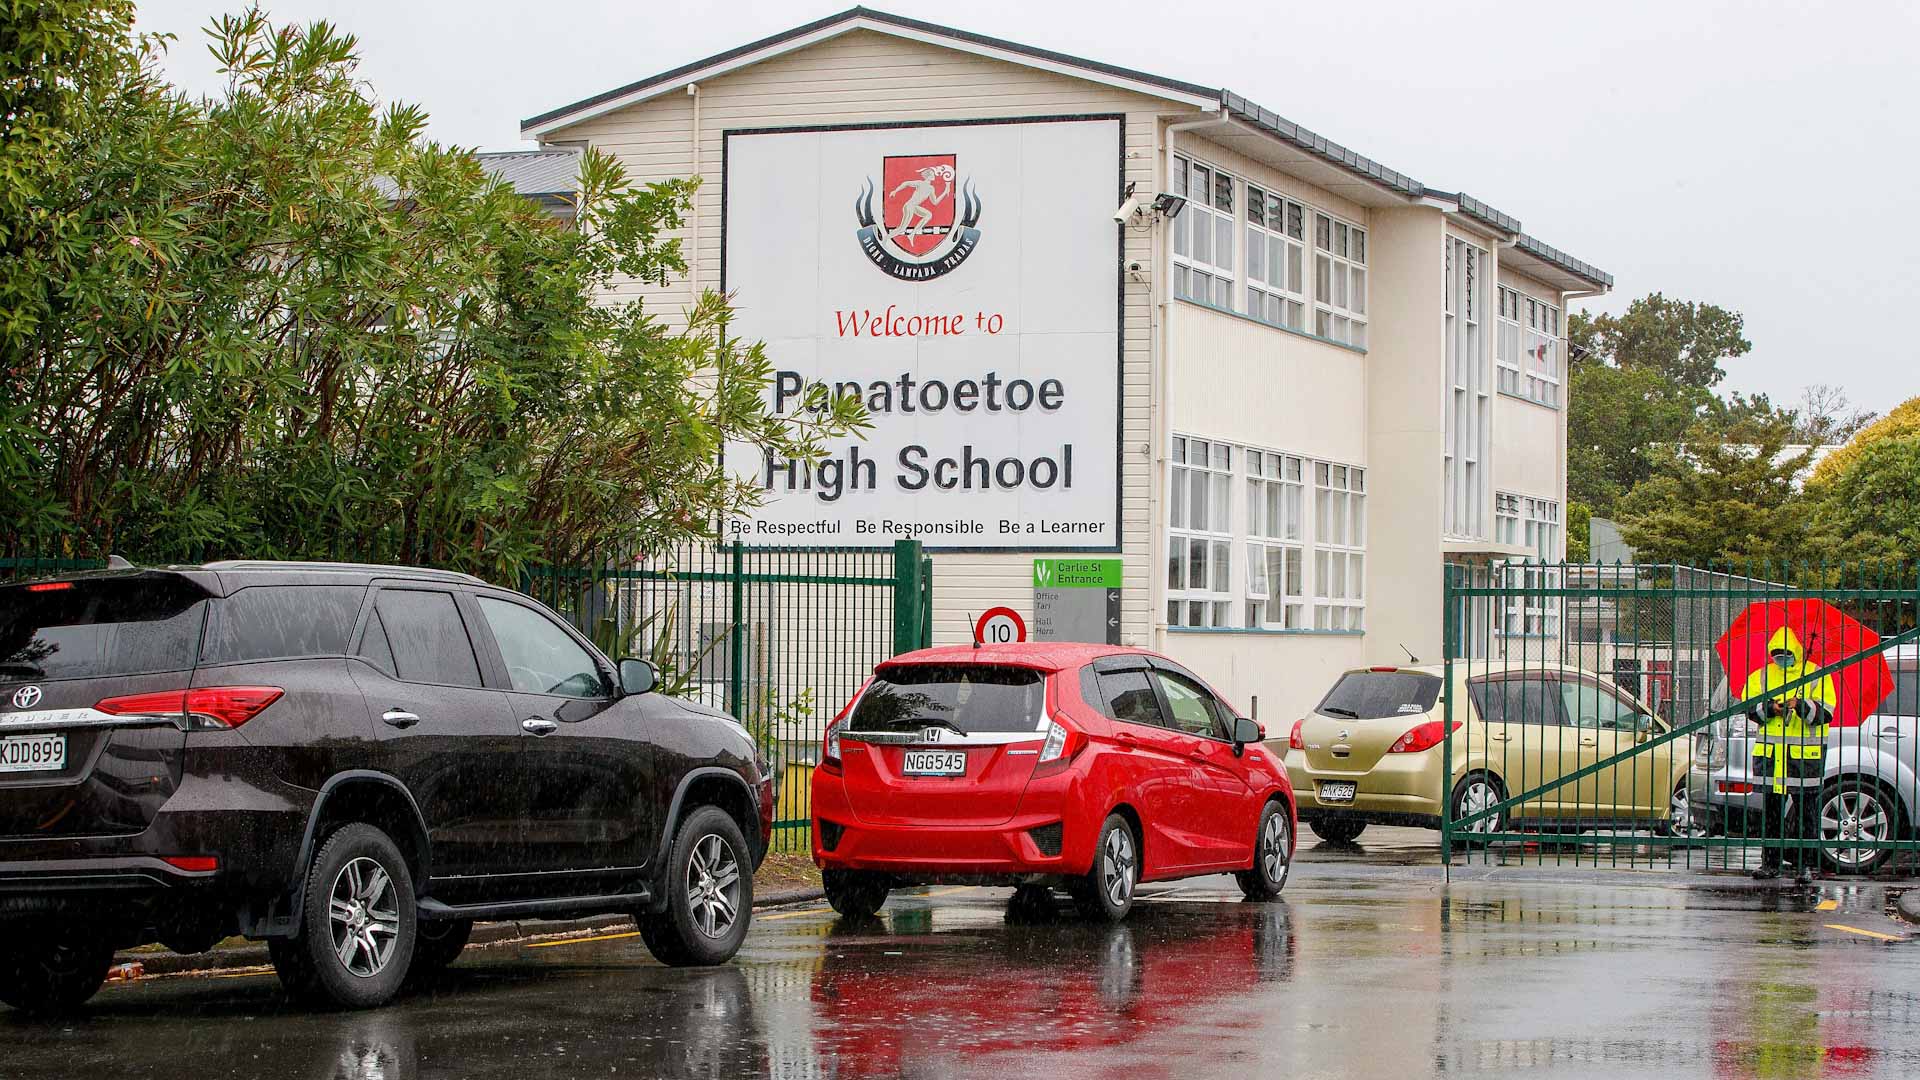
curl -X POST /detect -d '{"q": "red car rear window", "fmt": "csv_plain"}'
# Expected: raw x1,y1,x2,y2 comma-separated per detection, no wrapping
851,664,1045,735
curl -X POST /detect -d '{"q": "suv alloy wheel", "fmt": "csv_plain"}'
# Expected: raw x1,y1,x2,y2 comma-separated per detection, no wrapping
639,806,754,966
271,823,418,1008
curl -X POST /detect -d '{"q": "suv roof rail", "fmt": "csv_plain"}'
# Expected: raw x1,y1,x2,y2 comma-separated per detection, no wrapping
199,560,489,585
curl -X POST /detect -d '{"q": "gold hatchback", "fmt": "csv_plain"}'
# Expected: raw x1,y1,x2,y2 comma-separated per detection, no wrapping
1282,663,1693,844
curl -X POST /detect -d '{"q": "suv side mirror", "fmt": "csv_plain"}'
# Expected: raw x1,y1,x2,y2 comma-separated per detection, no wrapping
1232,717,1262,751
619,658,660,697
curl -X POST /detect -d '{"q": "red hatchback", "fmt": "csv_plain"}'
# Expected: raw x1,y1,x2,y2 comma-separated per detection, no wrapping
810,644,1295,921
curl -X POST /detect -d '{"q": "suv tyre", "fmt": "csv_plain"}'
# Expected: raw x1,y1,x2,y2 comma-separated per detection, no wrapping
272,823,417,1009
639,806,752,967
0,928,114,1015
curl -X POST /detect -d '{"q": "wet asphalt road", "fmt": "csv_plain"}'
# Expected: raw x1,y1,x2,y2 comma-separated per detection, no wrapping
10,828,1920,1080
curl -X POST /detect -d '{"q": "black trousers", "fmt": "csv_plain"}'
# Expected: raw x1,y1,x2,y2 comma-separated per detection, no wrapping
1758,788,1823,869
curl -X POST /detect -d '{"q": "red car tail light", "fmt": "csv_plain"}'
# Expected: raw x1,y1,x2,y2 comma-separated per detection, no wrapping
1032,719,1086,778
1288,719,1305,751
97,687,283,730
1387,720,1461,754
25,581,74,592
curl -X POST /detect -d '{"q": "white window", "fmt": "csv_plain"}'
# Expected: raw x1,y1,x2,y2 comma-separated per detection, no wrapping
1444,237,1491,540
1495,492,1562,637
1245,449,1306,628
1497,286,1562,407
1168,436,1233,627
1313,213,1367,348
1171,157,1235,310
1312,462,1366,630
1244,185,1307,332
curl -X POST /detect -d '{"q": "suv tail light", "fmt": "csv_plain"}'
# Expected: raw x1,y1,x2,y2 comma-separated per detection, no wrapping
96,686,284,730
1387,719,1461,754
1289,719,1305,751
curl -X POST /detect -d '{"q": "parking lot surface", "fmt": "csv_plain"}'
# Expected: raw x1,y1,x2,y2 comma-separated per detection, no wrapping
10,829,1920,1079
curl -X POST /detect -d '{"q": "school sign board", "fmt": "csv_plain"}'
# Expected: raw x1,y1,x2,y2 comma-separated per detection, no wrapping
722,117,1122,551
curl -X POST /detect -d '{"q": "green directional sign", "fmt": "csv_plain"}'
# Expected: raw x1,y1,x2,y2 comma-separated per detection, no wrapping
1033,558,1121,589
1033,558,1122,644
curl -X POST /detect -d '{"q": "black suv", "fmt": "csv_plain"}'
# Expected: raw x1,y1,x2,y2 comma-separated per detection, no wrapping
0,561,773,1012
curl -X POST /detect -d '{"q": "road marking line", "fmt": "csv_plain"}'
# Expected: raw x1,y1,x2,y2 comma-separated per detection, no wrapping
527,930,641,949
759,907,831,921
1816,899,1840,911
1825,923,1906,942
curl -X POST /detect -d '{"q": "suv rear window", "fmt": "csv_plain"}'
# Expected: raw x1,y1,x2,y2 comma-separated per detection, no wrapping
849,664,1045,735
0,576,209,681
201,585,365,664
1315,670,1443,720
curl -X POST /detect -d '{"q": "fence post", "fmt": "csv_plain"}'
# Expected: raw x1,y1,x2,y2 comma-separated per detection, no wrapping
892,539,925,656
727,542,746,720
920,551,934,649
1441,562,1455,880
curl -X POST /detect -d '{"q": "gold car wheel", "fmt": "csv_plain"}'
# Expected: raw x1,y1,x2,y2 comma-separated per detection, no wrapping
1456,777,1503,834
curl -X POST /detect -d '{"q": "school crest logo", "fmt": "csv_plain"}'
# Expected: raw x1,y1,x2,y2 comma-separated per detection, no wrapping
854,154,983,281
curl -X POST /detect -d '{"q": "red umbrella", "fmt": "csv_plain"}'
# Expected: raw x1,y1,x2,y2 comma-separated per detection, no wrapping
1713,599,1895,727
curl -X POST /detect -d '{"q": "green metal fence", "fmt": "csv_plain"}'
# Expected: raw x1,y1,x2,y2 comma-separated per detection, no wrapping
1442,561,1920,875
3,537,933,855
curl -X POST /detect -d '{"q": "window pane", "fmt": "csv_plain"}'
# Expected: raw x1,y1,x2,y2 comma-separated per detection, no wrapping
1316,254,1331,300
1247,230,1265,282
1246,187,1265,226
1351,267,1366,314
1212,474,1230,530
1353,229,1365,264
1214,171,1233,213
1167,543,1183,590
1189,538,1207,591
1248,544,1268,594
1216,216,1234,269
477,596,604,698
1315,214,1331,250
1211,541,1230,591
1270,241,1286,291
1173,210,1189,258
1190,470,1208,530
1193,211,1212,263
1335,222,1349,258
376,590,482,688
1214,275,1231,309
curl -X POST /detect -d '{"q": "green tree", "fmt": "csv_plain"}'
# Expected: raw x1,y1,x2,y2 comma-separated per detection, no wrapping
1614,413,1813,570
1,6,864,577
1571,292,1751,391
1805,436,1920,563
1566,360,1709,518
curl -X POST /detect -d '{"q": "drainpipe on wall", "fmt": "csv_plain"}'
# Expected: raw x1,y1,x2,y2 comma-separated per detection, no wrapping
1153,113,1219,648
688,83,702,294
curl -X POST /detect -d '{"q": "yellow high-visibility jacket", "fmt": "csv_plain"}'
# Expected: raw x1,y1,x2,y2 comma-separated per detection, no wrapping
1741,627,1836,793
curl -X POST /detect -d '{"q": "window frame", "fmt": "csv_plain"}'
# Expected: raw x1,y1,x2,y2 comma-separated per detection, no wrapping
1496,285,1562,407
1244,183,1309,332
1150,668,1231,741
1170,155,1236,310
361,587,487,690
1312,461,1367,631
1167,436,1236,628
1312,211,1368,348
1244,448,1306,629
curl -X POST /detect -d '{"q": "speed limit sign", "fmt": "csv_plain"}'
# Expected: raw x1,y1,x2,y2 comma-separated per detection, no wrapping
974,607,1027,645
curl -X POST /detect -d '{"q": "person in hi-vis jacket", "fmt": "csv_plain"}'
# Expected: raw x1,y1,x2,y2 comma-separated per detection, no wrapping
1742,627,1836,883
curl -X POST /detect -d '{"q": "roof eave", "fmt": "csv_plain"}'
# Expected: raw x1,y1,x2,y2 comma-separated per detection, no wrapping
521,7,1220,139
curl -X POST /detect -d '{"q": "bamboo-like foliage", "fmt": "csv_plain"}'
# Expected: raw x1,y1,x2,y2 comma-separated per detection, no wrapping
1,4,866,580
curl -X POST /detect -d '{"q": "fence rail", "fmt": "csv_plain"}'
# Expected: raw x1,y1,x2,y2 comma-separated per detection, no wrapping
3,538,932,854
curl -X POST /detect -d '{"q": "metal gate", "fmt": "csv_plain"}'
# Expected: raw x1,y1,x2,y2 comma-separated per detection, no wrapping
1441,562,1919,873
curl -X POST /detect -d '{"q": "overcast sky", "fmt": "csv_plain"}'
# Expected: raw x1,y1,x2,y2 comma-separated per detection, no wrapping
135,0,1917,415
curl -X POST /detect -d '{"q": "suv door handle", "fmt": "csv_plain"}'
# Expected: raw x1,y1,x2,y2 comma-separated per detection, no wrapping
522,718,559,737
381,710,420,729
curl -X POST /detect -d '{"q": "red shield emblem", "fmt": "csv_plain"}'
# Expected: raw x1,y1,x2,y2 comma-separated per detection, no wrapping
882,155,957,258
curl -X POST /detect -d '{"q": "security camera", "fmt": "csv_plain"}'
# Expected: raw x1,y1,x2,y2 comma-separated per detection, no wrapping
1113,196,1141,223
